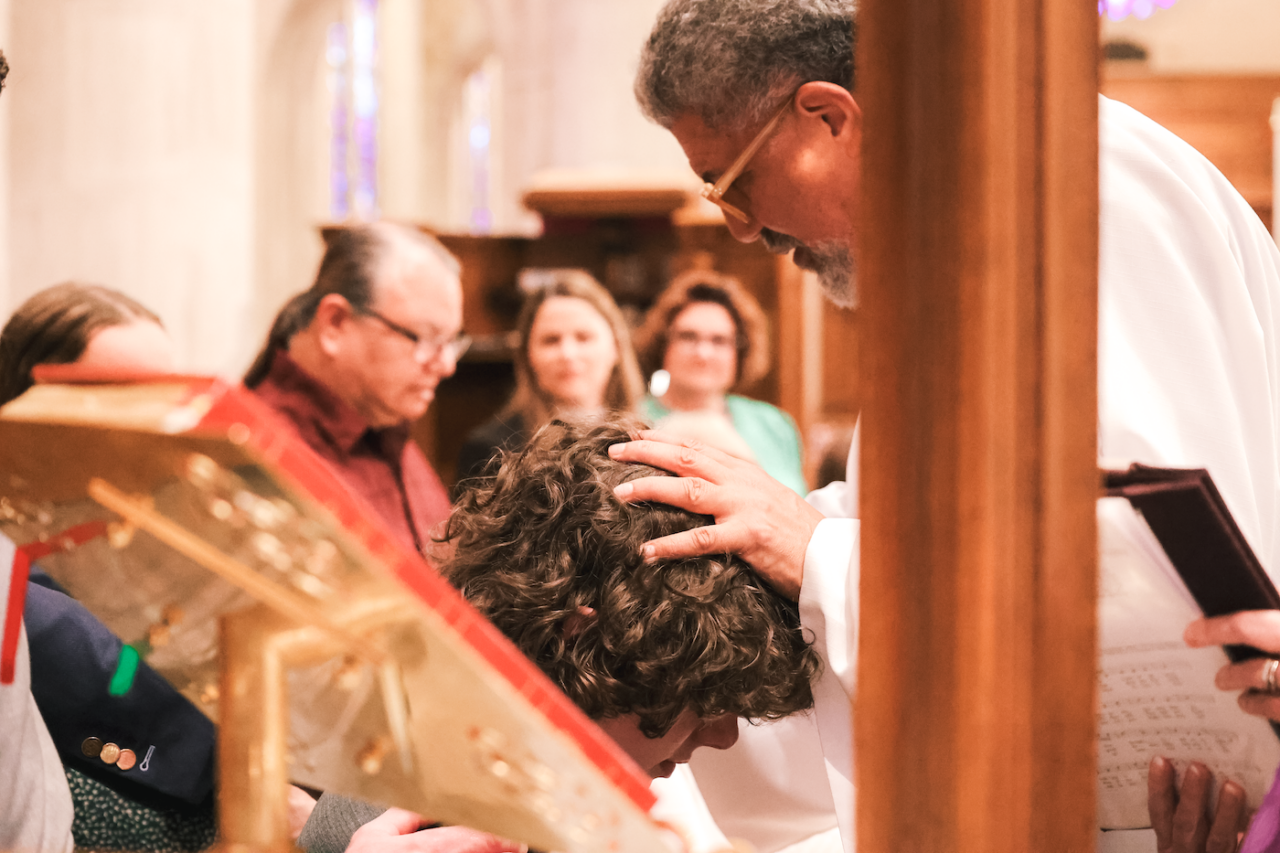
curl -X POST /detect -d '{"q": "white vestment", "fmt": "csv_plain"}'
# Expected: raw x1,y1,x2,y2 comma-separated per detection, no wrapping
688,95,1280,853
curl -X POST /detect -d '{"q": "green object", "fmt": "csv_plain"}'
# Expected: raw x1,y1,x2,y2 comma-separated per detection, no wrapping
642,394,809,495
108,644,141,697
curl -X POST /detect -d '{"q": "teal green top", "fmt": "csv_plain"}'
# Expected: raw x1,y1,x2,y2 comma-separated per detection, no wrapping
641,394,808,495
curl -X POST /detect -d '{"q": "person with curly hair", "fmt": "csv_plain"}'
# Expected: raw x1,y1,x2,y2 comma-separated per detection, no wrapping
447,417,818,758
298,416,819,852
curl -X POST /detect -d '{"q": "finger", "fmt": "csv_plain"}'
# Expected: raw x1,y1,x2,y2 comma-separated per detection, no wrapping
614,474,723,516
608,437,734,480
1215,658,1278,692
1206,781,1246,853
1149,756,1178,851
1186,612,1280,651
629,430,746,468
633,524,745,563
1172,763,1212,853
1236,689,1280,721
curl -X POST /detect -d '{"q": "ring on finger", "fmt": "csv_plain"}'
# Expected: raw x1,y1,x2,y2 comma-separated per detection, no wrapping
1263,658,1280,694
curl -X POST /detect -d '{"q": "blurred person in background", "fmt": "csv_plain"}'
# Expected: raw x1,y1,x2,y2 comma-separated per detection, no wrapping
0,282,173,406
245,222,465,556
635,269,805,494
454,270,643,492
0,282,224,851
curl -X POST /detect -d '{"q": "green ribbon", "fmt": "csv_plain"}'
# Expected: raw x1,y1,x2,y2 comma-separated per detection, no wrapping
108,644,141,697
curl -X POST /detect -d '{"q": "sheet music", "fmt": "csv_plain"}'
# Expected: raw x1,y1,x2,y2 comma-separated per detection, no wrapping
1097,497,1280,828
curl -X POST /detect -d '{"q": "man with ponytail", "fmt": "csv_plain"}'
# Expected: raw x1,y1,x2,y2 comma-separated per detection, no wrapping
246,222,466,555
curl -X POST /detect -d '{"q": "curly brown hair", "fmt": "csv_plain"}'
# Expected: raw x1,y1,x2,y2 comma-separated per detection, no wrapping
633,269,771,390
442,416,819,738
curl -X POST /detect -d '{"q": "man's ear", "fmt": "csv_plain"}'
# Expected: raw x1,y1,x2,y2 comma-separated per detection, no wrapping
794,81,861,143
563,606,598,639
312,293,352,357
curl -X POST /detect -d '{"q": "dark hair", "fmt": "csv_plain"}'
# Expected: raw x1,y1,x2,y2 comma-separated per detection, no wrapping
244,222,460,387
0,50,9,95
0,282,162,406
635,0,856,132
503,271,645,430
443,417,819,737
634,268,770,390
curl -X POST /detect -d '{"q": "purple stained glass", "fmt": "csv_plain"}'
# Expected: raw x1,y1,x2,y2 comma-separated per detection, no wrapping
1098,0,1178,21
327,21,351,220
351,0,379,221
327,1,379,222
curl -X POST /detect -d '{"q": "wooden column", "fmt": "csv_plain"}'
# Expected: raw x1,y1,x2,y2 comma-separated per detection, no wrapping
855,2,1099,851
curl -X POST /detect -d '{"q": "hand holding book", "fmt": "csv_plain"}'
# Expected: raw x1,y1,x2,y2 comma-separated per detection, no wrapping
1187,612,1280,723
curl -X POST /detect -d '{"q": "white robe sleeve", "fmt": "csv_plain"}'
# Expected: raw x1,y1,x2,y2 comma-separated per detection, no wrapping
798,518,859,853
1099,95,1280,580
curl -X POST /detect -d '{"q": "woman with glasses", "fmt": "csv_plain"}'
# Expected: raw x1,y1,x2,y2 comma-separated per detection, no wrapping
454,270,644,493
634,269,806,495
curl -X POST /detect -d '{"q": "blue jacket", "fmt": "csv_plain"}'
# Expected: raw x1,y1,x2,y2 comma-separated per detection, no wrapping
25,569,216,805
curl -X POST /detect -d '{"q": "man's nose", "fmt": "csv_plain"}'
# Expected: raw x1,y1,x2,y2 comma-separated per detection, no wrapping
696,715,740,751
425,344,458,377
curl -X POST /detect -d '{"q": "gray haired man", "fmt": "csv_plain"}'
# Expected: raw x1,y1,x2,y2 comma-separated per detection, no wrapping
612,2,1280,852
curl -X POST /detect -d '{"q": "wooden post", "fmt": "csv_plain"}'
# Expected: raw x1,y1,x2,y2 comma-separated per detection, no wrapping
855,1,1099,851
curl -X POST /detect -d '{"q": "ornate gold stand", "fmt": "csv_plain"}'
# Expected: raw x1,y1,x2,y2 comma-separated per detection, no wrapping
216,606,339,852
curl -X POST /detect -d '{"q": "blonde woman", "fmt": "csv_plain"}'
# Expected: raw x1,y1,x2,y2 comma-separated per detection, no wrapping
455,271,644,489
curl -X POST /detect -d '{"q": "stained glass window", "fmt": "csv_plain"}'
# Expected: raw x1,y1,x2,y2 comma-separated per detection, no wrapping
463,61,496,234
1098,0,1178,21
327,0,379,221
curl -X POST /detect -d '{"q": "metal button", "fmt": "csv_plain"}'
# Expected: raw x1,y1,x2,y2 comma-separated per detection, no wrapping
100,742,121,765
116,749,136,771
81,737,103,759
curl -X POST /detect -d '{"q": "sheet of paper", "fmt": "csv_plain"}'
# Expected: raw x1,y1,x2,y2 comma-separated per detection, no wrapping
1097,497,1280,828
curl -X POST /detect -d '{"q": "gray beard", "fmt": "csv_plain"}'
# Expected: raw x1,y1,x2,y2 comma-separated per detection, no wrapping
761,229,857,309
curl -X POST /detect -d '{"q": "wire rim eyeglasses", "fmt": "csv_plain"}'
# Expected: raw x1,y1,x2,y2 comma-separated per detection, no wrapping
699,93,796,224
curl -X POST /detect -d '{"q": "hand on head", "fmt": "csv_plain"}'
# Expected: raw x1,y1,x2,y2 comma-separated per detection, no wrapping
1148,757,1248,853
608,429,823,601
344,810,527,853
1185,610,1280,721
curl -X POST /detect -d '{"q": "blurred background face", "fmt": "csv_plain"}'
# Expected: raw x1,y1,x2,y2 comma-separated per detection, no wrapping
662,301,739,400
526,296,619,411
342,254,463,428
77,320,176,373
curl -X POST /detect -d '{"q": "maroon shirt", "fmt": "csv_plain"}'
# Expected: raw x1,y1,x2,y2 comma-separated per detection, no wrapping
249,351,451,556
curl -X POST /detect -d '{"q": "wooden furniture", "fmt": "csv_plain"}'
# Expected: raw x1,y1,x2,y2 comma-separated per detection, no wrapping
856,2,1099,850
417,200,844,490
1102,71,1280,232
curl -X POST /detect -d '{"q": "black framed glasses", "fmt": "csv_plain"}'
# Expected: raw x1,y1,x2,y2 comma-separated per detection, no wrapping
357,306,472,364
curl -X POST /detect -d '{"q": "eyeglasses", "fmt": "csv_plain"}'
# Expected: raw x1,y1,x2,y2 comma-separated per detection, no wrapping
670,329,742,352
700,93,795,224
358,306,472,364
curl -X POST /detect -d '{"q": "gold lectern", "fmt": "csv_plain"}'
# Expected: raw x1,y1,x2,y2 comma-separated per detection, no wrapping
0,368,668,853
